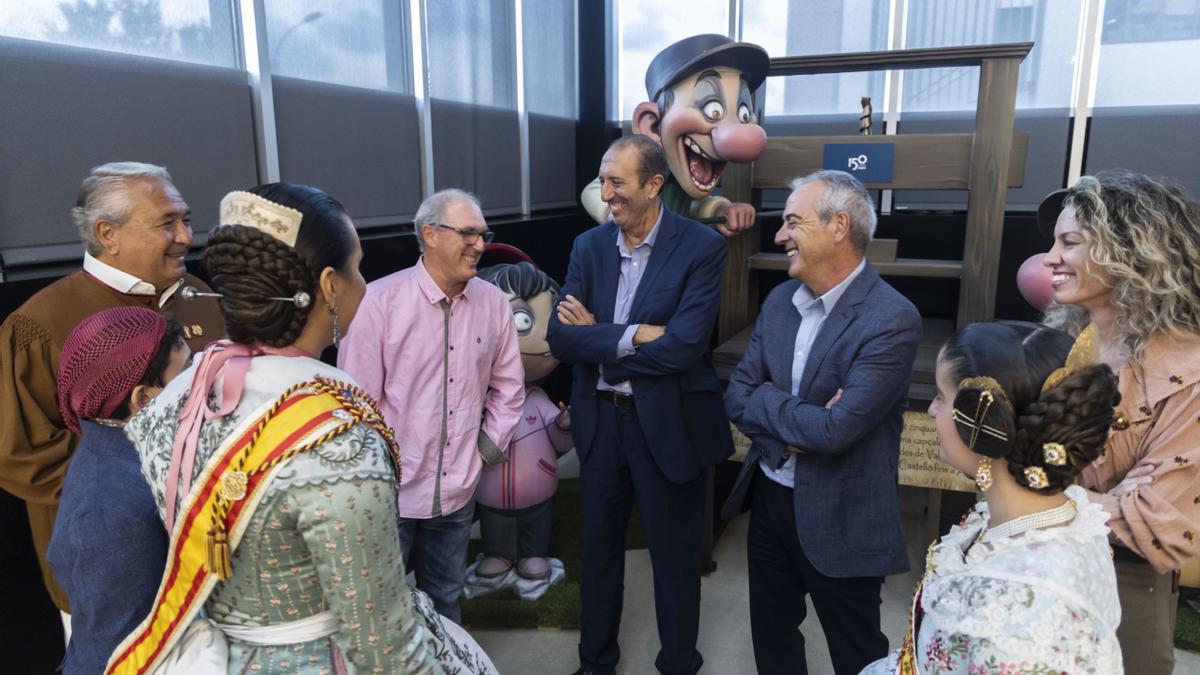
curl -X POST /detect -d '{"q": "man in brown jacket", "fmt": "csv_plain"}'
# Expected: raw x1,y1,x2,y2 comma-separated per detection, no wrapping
0,162,224,638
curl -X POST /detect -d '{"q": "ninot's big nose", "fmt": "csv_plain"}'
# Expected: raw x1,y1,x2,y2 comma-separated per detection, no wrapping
712,123,767,164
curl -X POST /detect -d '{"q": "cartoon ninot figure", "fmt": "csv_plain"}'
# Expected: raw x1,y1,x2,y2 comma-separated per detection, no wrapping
465,252,573,601
581,33,770,236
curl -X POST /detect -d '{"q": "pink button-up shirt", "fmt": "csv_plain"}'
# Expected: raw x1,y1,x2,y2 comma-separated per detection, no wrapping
339,258,525,518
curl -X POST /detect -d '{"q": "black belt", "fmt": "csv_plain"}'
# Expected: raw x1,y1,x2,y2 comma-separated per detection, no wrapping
596,390,636,409
1112,545,1149,565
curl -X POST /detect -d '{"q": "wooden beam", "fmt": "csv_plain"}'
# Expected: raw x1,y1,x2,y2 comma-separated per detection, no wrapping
769,42,1033,76
716,162,759,343
748,253,963,278
752,133,1028,191
957,58,1020,328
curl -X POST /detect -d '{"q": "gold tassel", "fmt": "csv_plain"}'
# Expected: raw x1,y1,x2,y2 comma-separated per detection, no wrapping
205,523,232,580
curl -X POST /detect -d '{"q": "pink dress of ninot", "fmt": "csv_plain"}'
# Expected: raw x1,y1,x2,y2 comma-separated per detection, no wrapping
475,386,573,511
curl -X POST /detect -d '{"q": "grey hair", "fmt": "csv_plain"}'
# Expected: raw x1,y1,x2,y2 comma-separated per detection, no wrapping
413,188,482,252
789,170,877,253
72,162,173,255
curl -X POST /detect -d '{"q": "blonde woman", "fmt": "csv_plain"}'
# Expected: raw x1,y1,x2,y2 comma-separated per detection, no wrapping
1040,170,1200,674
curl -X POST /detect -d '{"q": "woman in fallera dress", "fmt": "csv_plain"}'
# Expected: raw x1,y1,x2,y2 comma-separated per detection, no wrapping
862,321,1123,674
110,183,495,674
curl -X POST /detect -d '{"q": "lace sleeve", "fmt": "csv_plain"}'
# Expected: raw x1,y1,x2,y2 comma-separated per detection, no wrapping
922,576,1122,674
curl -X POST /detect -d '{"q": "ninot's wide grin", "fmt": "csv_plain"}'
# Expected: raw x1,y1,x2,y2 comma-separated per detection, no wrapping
681,135,726,192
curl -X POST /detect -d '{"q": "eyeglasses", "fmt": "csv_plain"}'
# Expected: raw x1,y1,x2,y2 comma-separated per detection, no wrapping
432,223,495,245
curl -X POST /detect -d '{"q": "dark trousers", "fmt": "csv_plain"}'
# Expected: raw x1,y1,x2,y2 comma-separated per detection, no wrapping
1114,554,1178,674
477,499,554,560
747,473,887,675
578,399,705,675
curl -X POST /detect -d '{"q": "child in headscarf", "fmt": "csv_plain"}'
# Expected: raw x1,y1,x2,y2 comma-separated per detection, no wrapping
47,307,190,674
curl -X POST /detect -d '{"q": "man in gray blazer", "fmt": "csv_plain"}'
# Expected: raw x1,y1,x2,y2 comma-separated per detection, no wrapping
722,170,921,675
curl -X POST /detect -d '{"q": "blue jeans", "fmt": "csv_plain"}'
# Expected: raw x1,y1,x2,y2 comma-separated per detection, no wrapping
397,499,475,622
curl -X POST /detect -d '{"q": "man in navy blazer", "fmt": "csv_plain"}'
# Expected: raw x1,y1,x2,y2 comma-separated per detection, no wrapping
722,170,921,675
548,135,733,675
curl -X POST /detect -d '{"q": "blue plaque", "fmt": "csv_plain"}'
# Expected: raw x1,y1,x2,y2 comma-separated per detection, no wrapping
822,143,895,183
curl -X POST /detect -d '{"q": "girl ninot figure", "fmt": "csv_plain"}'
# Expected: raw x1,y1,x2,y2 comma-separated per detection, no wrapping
466,258,574,600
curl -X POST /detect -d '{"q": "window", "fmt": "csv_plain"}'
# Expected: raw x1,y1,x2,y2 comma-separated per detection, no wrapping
0,0,237,67
902,0,1082,111
1102,0,1200,43
523,0,576,118
426,0,516,108
616,0,728,120
742,0,890,118
265,0,410,91
1094,0,1200,106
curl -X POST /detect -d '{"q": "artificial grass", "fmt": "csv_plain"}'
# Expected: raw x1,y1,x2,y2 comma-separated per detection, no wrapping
460,478,647,630
1176,594,1200,653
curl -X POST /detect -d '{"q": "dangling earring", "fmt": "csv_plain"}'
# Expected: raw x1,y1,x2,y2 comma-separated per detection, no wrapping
330,304,343,348
975,457,994,491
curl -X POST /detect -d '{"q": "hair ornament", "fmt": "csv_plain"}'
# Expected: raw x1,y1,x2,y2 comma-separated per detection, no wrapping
953,376,1012,451
181,286,310,308
1041,324,1100,393
1042,442,1068,466
1024,466,1050,489
959,376,1013,412
218,191,303,247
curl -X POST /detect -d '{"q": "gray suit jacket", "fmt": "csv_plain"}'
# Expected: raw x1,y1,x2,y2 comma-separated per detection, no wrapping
721,262,921,578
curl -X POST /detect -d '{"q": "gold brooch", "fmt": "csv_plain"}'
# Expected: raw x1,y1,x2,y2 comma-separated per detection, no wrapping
1024,466,1050,489
219,470,249,501
1042,442,1067,466
1112,411,1130,431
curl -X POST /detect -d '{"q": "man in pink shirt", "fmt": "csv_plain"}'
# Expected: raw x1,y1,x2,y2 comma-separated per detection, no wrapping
338,188,525,621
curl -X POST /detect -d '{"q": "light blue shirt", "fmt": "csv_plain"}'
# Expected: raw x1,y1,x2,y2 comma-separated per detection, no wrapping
598,205,664,395
760,258,867,487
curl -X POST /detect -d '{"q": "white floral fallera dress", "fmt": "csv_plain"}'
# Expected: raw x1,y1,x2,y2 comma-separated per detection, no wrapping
127,354,496,675
862,486,1123,675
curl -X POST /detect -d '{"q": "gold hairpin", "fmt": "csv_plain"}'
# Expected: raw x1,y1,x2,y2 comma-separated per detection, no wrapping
952,409,1009,442
1025,466,1050,489
1042,442,1067,466
960,376,1013,411
1042,324,1100,393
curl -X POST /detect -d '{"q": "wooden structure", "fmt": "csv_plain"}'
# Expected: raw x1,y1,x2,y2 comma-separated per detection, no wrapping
714,42,1033,404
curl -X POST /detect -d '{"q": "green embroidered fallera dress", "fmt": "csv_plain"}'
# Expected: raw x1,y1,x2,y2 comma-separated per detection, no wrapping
128,353,495,674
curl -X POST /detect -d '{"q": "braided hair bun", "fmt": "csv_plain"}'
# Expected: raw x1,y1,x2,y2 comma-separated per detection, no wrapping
1008,363,1120,494
204,225,315,346
202,183,355,348
941,321,1121,495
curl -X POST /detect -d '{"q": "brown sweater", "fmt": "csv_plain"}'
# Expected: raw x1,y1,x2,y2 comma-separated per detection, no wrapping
0,270,224,610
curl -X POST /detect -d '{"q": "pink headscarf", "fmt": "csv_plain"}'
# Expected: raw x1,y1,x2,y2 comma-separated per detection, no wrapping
57,307,167,433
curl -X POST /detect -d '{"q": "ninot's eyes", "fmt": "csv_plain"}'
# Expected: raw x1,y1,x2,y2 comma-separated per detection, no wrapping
737,103,752,123
702,100,724,121
513,309,534,334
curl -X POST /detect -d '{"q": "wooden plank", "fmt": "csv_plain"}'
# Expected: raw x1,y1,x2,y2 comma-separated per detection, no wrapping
716,163,759,343
769,42,1033,76
747,253,962,278
957,58,1020,328
751,133,1027,191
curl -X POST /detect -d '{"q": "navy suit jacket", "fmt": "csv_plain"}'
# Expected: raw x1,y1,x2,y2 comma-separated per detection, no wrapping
547,208,734,484
47,421,167,674
721,262,921,578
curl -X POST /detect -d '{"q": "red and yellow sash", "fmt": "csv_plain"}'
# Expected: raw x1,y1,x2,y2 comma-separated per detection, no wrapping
105,377,397,675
